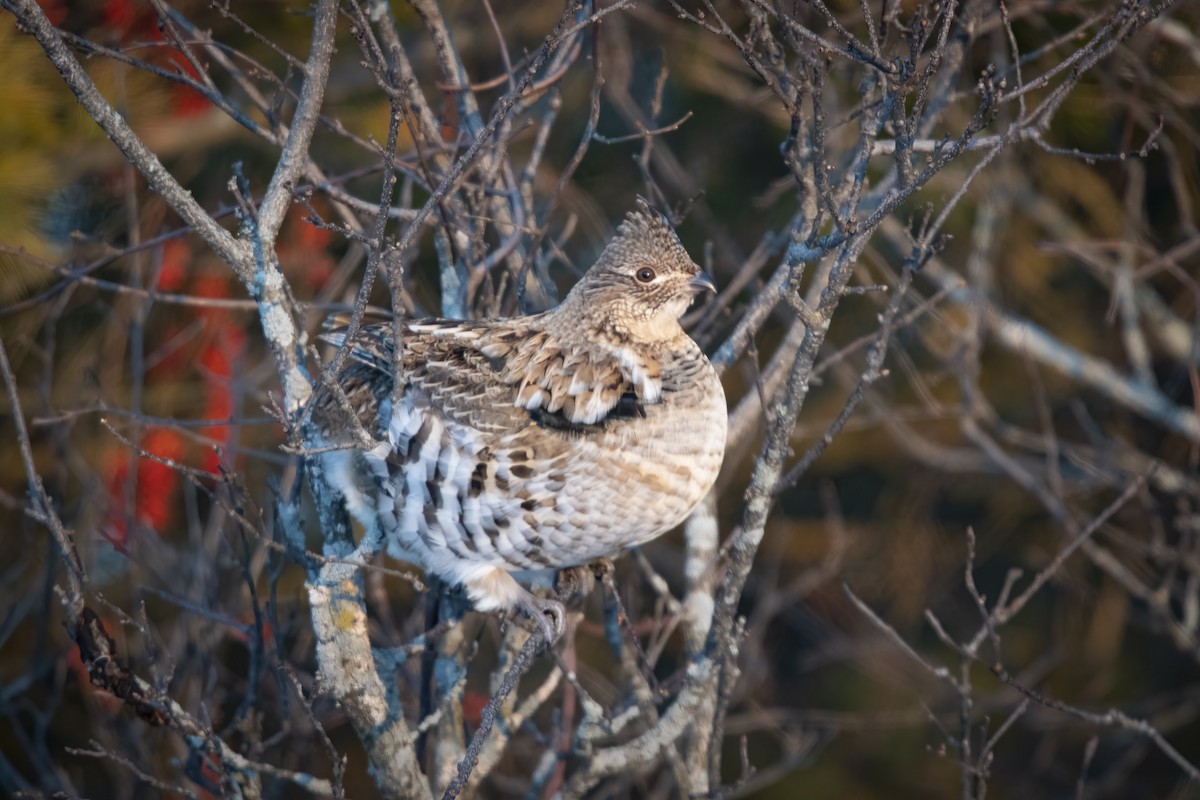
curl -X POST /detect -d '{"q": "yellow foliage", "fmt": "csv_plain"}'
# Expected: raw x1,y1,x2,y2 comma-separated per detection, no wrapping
0,22,177,304
1036,158,1126,239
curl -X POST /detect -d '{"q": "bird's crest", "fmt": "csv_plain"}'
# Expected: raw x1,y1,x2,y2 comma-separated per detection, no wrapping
603,198,689,267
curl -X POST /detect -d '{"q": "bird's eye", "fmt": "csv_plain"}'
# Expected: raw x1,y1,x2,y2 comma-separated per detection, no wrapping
635,267,656,283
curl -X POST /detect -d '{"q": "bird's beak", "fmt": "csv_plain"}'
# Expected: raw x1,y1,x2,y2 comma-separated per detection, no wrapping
688,272,717,294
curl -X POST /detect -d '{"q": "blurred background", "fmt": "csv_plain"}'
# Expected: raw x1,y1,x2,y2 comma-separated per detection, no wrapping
2,0,1199,797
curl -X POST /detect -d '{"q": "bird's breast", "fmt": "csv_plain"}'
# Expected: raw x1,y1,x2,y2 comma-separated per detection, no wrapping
569,350,726,539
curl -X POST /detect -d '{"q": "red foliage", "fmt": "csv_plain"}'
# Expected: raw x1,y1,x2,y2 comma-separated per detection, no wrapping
462,690,487,726
167,56,212,117
293,214,333,251
190,753,225,800
101,0,146,37
37,0,67,26
102,427,185,548
279,208,335,292
191,273,245,473
156,238,190,292
138,428,184,529
230,615,276,649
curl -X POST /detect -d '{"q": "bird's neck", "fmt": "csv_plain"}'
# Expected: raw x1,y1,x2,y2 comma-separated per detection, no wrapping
545,292,687,350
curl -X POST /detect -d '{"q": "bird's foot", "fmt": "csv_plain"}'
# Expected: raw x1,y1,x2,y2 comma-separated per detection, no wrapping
555,557,616,606
461,566,565,646
515,592,565,646
555,564,597,606
589,557,615,584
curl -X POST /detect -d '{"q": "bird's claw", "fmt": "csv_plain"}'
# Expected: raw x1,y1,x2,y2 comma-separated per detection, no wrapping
517,594,565,645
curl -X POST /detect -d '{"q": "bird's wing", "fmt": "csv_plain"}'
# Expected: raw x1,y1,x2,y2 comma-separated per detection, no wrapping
323,318,664,430
473,325,664,428
320,320,570,573
320,319,524,433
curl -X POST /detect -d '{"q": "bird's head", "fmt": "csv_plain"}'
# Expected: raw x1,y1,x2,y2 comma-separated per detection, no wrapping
561,200,715,344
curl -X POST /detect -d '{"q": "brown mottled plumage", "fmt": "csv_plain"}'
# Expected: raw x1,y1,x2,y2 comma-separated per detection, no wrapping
313,202,727,639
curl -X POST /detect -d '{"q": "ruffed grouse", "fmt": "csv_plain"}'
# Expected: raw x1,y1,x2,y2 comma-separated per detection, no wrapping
313,203,727,640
